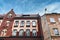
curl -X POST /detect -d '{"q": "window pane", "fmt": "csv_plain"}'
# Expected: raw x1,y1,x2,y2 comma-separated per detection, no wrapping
14,21,19,27
53,28,59,35
50,18,55,22
15,21,19,24
19,29,24,36
26,21,30,27
58,18,60,22
20,21,24,27
26,29,30,36
12,29,17,36
32,21,36,27
8,14,12,18
1,29,7,36
32,29,37,36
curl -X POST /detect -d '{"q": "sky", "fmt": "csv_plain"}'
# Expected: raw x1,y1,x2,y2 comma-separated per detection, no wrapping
0,0,60,16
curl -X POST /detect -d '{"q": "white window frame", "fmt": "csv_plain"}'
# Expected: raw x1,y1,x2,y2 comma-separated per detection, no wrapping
53,28,59,35
32,29,37,36
26,21,30,25
50,18,55,22
14,20,19,27
1,29,7,36
8,14,12,18
26,29,30,36
0,20,2,26
32,21,36,26
58,18,60,22
20,21,24,27
19,29,24,36
12,29,17,36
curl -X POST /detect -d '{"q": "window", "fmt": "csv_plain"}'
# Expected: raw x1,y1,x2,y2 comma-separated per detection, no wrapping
0,20,2,26
8,14,12,18
12,29,17,36
6,21,10,26
26,21,30,27
50,18,55,22
58,18,60,22
32,21,36,27
32,29,37,36
1,29,7,36
14,21,19,27
53,28,59,35
26,29,30,36
19,29,24,36
20,21,24,27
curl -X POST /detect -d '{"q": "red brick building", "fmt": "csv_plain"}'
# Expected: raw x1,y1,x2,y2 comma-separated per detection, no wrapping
0,9,44,40
41,13,60,40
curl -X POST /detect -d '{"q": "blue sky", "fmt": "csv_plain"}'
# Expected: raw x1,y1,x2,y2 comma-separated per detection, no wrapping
0,0,60,16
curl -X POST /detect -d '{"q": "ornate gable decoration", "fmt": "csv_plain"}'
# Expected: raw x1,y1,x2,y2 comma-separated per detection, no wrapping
6,9,16,18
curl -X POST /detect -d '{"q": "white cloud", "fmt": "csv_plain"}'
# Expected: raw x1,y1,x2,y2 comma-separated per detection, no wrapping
38,2,60,16
45,2,60,12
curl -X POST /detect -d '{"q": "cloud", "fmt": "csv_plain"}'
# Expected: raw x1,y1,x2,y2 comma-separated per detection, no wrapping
45,2,60,12
38,2,60,16
0,0,60,16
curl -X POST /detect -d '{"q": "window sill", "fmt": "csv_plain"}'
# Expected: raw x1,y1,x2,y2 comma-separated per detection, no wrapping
20,26,24,27
26,25,30,27
32,26,36,27
50,22,56,24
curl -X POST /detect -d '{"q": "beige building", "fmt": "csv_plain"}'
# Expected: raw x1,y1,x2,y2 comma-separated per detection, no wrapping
41,13,60,40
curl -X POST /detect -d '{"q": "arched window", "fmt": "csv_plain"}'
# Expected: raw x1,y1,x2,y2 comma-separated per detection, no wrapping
19,29,24,36
26,29,30,36
32,29,37,36
1,29,7,36
12,29,17,36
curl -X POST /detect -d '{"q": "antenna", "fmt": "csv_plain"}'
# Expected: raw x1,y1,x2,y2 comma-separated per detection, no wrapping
45,8,47,14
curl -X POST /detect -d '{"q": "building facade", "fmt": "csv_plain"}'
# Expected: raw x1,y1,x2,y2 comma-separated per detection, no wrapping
41,13,60,40
0,9,44,40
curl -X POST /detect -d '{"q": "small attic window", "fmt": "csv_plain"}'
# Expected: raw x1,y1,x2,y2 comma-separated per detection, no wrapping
8,14,12,18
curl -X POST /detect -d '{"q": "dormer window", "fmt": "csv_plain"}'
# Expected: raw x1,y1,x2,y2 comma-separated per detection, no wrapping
8,14,12,18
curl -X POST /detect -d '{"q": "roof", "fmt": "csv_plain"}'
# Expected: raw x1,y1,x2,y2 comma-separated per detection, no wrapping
0,9,40,19
0,14,40,19
42,13,60,17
